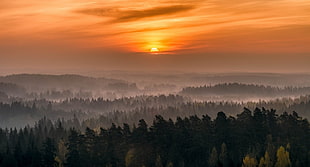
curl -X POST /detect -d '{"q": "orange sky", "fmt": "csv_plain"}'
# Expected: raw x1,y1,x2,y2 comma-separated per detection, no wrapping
1,0,310,74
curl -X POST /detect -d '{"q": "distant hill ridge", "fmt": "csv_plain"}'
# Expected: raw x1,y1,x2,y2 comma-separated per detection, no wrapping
1,73,122,82
180,82,310,96
0,74,133,91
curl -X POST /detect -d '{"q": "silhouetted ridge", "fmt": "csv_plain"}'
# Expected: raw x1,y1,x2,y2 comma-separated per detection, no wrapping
181,83,310,97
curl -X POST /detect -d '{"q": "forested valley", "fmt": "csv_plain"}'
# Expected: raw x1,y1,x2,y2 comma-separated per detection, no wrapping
0,74,309,167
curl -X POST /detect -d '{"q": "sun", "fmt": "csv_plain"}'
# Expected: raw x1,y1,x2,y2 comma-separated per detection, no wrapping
150,48,159,52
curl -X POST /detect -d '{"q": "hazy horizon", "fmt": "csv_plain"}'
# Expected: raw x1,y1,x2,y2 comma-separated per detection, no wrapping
2,71,310,79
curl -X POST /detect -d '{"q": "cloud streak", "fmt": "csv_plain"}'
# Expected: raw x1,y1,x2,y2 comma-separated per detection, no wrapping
115,5,195,22
77,5,195,23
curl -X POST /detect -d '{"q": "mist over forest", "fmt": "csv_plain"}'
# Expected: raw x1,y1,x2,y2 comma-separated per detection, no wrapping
1,72,310,129
0,72,309,167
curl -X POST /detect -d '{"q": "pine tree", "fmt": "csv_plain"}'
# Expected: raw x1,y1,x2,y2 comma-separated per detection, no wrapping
219,143,228,167
258,151,273,167
155,155,163,167
259,157,265,167
208,147,218,167
275,146,291,167
42,137,57,167
166,162,173,167
65,129,81,167
56,139,67,167
264,151,272,167
125,149,135,167
242,155,257,167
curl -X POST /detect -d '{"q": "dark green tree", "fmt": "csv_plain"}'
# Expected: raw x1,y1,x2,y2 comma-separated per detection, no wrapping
65,129,81,167
42,137,57,167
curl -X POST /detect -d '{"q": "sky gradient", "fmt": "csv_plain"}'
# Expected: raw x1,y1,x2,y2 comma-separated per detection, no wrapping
1,0,310,74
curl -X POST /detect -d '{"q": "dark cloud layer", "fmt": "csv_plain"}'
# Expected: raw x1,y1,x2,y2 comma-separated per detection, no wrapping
77,5,195,23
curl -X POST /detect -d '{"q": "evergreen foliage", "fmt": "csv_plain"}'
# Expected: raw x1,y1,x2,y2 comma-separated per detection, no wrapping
0,108,308,167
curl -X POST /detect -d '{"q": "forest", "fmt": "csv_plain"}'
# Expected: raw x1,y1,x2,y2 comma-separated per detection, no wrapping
0,74,309,166
180,83,310,101
1,94,310,128
181,83,310,96
0,108,308,167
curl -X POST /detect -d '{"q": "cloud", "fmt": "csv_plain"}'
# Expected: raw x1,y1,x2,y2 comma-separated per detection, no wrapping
115,5,195,22
76,7,119,17
76,5,195,23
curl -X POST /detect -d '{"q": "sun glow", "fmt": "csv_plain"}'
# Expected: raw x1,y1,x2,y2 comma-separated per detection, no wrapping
150,48,159,52
0,0,309,60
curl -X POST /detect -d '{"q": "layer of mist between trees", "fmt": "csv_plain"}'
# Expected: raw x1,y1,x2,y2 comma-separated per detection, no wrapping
94,72,310,88
0,74,186,100
180,83,310,101
2,73,310,102
3,81,310,103
0,94,310,129
0,74,141,100
1,73,310,129
0,108,308,167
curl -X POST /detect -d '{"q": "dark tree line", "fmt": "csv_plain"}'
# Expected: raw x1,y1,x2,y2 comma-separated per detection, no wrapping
181,83,310,97
0,95,188,128
0,108,308,167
